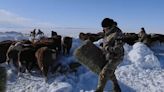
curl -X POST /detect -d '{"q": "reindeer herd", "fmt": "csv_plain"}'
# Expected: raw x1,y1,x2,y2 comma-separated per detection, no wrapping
79,28,164,47
0,30,73,81
0,28,164,81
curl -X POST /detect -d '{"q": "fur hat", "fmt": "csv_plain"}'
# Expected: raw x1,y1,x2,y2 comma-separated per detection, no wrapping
101,18,114,27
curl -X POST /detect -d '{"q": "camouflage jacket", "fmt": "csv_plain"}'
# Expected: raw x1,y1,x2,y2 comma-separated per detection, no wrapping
102,26,124,60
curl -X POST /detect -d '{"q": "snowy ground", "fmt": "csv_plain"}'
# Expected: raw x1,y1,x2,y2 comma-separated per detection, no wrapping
0,31,164,92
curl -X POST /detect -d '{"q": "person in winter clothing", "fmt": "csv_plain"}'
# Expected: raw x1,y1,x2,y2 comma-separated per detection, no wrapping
95,18,124,92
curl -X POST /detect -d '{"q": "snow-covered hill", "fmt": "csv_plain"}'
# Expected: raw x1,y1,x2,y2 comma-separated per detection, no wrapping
0,31,164,92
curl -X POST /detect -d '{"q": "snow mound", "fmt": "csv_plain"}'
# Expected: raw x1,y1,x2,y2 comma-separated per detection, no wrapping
116,65,164,92
116,42,164,92
128,42,160,69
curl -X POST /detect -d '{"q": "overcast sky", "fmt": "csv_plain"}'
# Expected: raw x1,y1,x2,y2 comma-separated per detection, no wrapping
0,0,164,34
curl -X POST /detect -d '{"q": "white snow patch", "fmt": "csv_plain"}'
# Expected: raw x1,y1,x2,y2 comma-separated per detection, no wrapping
128,42,160,69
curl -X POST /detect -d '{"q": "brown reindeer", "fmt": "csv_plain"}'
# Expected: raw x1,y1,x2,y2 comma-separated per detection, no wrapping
35,47,57,81
33,35,62,55
18,47,38,73
62,36,73,55
51,31,57,37
0,40,15,64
